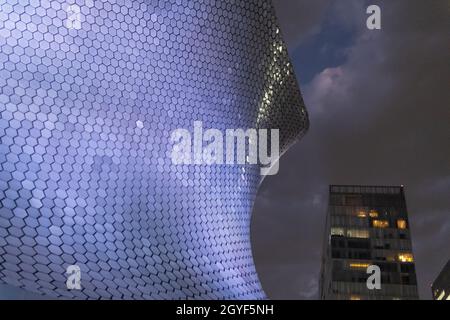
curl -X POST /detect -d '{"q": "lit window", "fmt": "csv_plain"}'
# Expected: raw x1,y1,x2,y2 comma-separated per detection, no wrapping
398,253,414,262
357,210,367,218
386,255,396,262
349,263,370,269
372,220,389,228
397,219,407,229
346,229,369,239
437,290,445,300
331,227,345,236
369,210,379,218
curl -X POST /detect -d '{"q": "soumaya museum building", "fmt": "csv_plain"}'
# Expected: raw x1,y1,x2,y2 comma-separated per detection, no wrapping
0,1,309,298
432,260,450,300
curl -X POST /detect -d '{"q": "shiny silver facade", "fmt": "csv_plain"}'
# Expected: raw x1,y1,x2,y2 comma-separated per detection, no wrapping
432,260,450,300
0,0,308,299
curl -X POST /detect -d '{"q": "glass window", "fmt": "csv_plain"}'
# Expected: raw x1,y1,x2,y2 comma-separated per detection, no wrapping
331,227,345,236
372,220,389,228
397,219,407,229
357,210,367,218
346,229,369,239
344,195,363,206
349,262,370,269
386,255,396,262
369,210,379,218
398,253,414,262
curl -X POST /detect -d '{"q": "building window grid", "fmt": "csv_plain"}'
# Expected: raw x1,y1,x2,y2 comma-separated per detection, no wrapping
323,186,418,300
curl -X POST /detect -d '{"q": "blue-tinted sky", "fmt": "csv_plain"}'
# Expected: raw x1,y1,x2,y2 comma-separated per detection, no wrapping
292,10,355,85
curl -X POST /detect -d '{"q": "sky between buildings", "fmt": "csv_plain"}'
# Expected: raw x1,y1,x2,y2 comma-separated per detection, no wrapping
252,0,450,300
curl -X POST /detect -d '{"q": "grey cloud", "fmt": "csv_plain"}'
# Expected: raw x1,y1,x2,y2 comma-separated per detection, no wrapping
256,262,321,299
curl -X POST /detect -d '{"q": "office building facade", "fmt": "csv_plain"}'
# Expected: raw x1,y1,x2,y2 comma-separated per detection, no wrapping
432,260,450,300
320,185,419,300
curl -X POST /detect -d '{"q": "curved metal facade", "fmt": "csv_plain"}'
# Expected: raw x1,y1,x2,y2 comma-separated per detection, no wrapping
0,0,308,299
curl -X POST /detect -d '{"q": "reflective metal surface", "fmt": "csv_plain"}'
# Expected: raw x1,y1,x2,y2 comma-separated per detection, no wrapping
0,0,308,299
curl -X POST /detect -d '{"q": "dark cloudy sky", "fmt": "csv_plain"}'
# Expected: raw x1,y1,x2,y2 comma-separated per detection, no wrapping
252,0,450,300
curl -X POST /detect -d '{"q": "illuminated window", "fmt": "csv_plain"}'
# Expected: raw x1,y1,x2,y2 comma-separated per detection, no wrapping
369,210,379,218
397,219,407,229
349,263,370,269
436,290,445,300
357,210,367,218
331,227,345,236
346,229,369,239
372,220,389,228
398,253,414,262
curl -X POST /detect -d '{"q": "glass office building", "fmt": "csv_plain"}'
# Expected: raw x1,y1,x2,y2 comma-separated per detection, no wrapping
432,260,450,300
320,185,419,300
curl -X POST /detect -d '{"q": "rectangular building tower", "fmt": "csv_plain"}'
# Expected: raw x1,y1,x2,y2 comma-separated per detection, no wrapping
320,185,419,300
